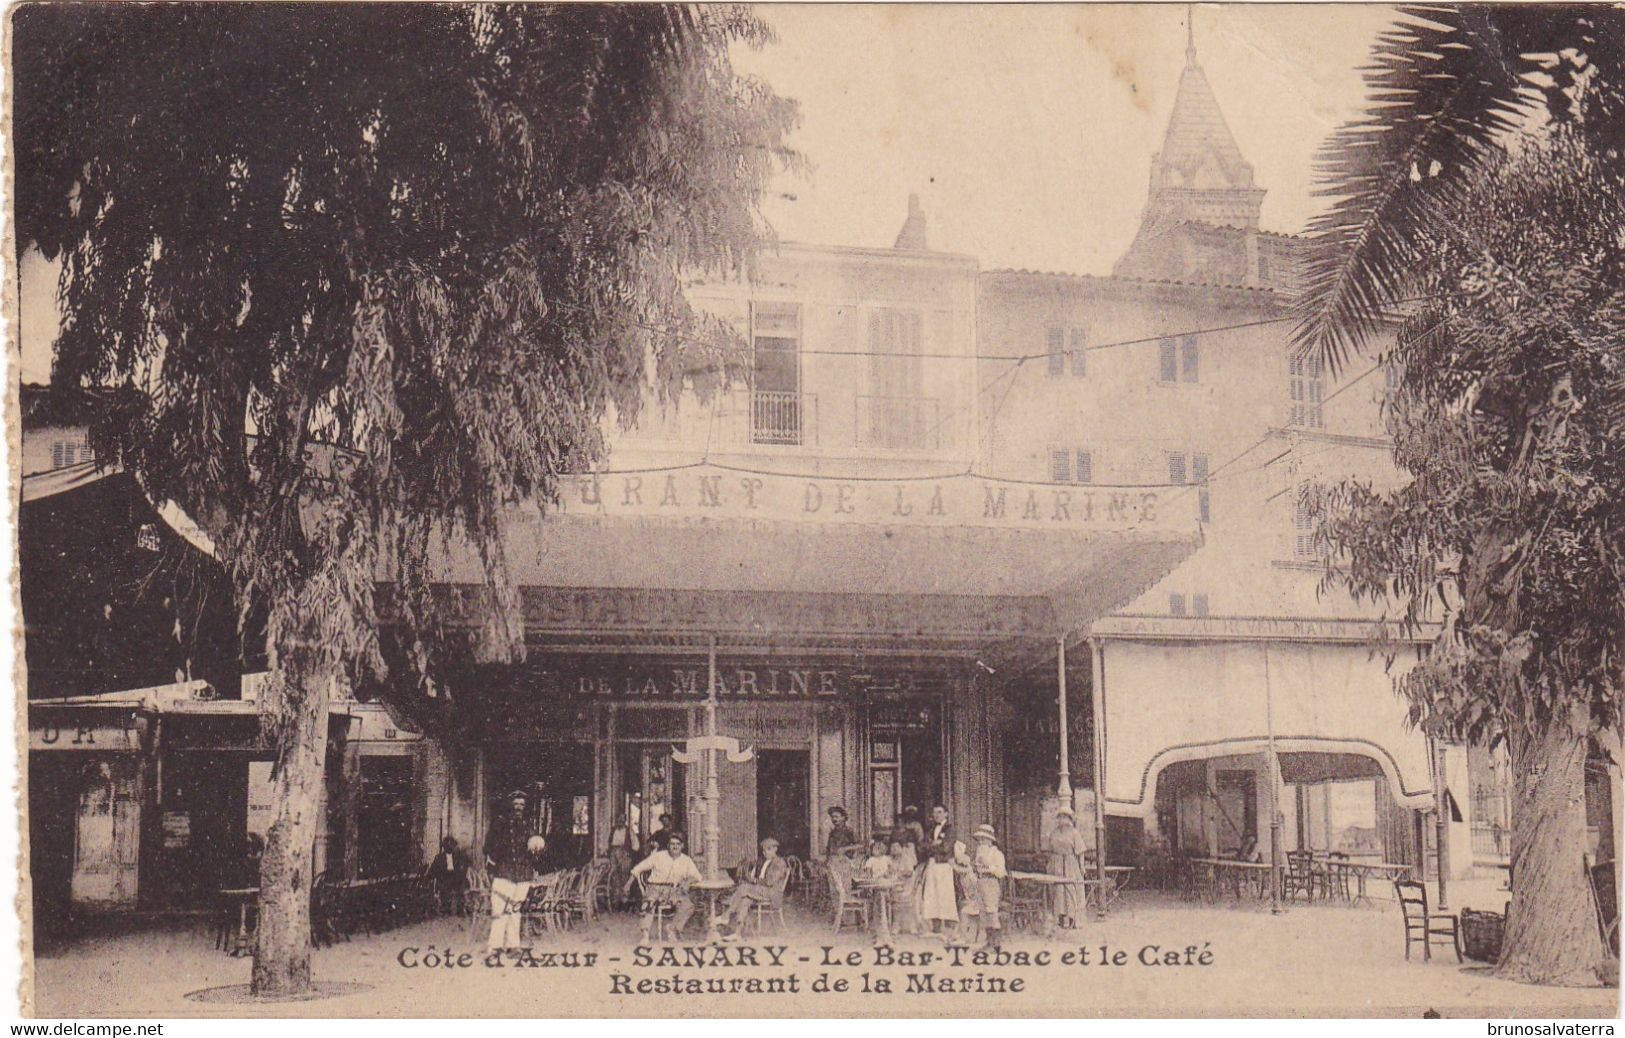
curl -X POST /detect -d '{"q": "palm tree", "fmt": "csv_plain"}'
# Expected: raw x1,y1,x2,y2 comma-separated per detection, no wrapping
1294,5,1625,987
1292,4,1624,372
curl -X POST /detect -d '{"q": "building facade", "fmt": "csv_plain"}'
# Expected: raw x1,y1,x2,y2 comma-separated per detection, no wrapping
24,35,1549,930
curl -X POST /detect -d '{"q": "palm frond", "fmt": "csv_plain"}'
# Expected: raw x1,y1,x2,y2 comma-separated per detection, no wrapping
1291,5,1568,374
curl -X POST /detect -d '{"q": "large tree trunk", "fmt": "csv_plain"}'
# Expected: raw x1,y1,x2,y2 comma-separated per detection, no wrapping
1497,697,1608,986
251,672,332,997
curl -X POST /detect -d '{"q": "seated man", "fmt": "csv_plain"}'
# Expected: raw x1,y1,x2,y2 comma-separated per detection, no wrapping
627,831,702,942
720,837,789,938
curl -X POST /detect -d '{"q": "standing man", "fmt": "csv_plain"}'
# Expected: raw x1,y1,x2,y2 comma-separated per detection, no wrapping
824,806,858,860
719,837,789,939
648,813,675,855
483,789,540,952
627,831,703,942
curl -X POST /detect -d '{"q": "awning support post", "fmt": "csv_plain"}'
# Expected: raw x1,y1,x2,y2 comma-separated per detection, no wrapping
1432,737,1450,911
1264,643,1284,915
1089,638,1109,920
1057,637,1072,804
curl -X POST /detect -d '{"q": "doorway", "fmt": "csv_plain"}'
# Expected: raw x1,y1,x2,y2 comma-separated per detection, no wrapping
485,742,595,868
756,749,810,860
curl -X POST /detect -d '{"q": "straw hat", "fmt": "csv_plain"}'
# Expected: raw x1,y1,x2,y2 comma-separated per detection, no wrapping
973,824,997,842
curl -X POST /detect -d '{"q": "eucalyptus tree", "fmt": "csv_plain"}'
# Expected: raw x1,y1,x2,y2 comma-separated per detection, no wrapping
1293,6,1624,985
14,3,797,995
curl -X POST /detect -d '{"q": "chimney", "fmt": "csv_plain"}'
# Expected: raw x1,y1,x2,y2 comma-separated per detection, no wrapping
894,193,928,250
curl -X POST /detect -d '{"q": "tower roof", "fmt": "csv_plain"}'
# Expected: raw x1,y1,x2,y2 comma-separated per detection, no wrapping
1153,54,1254,193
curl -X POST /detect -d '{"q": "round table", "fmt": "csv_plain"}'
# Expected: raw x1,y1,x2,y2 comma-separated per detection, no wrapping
692,878,735,944
853,876,902,945
1007,871,1093,933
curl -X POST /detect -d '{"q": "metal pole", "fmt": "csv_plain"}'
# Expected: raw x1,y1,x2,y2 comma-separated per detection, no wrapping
1433,737,1450,911
703,634,725,944
1089,638,1109,919
705,635,722,883
1057,637,1072,803
1263,643,1283,915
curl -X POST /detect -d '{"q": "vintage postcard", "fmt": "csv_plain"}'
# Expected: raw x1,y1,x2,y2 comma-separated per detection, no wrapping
7,1,1622,1019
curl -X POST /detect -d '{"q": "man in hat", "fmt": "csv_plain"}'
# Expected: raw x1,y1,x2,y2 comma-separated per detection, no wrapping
971,824,1007,950
483,789,539,951
719,836,790,939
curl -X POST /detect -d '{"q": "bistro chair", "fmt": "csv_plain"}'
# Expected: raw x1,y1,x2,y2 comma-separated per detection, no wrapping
564,864,604,928
633,874,677,942
521,879,559,941
829,865,869,934
1283,851,1322,901
1394,880,1461,962
742,864,792,936
465,868,493,941
1323,852,1353,902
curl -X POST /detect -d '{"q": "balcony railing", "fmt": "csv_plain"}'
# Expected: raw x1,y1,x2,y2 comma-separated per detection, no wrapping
855,395,942,451
750,390,812,446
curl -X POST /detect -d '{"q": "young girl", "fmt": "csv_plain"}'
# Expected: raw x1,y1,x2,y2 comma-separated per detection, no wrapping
863,838,893,880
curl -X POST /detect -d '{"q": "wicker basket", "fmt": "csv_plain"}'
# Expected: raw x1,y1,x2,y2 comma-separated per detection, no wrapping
1460,907,1506,963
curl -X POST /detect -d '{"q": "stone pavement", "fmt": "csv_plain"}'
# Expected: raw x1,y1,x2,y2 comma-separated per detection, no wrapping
29,890,1618,1018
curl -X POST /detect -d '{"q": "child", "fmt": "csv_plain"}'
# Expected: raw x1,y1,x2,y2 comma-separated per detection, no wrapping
863,837,893,880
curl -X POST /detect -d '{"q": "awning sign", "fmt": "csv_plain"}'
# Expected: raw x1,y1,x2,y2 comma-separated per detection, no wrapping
30,719,139,752
555,466,1182,530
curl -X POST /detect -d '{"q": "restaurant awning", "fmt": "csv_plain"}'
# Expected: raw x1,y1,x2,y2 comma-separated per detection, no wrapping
424,465,1206,650
1088,619,1437,816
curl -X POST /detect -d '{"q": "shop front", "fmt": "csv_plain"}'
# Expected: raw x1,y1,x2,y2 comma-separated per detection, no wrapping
454,653,970,873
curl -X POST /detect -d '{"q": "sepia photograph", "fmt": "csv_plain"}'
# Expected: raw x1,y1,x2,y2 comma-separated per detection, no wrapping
6,1,1623,1020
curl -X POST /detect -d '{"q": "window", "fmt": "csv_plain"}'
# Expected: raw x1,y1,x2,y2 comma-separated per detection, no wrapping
1289,352,1325,428
1293,482,1319,560
1047,326,1088,378
1049,449,1071,483
50,439,92,469
1159,338,1178,382
1180,335,1199,382
751,302,802,445
1193,452,1210,522
1192,593,1210,617
1167,451,1187,485
1048,448,1094,484
1169,593,1187,617
866,307,927,448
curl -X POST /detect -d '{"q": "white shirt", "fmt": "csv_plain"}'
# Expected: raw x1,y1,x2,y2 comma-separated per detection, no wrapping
631,851,703,886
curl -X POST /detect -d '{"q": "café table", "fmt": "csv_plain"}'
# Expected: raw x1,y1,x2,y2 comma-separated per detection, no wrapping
1008,871,1094,933
692,877,735,944
1336,861,1414,905
1191,858,1274,900
218,887,258,957
852,875,903,945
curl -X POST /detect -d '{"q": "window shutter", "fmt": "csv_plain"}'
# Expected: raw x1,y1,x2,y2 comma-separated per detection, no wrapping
1159,339,1177,382
1047,328,1066,377
1049,450,1071,483
1181,335,1199,382
1193,594,1210,617
1169,593,1187,617
1167,452,1186,485
1069,328,1087,377
1075,450,1092,485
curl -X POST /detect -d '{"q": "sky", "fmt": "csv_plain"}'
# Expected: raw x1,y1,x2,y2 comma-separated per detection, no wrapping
15,3,1399,383
736,3,1396,270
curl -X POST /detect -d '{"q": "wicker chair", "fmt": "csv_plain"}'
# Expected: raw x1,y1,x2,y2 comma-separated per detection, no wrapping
829,864,868,933
464,868,493,941
1282,851,1322,901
